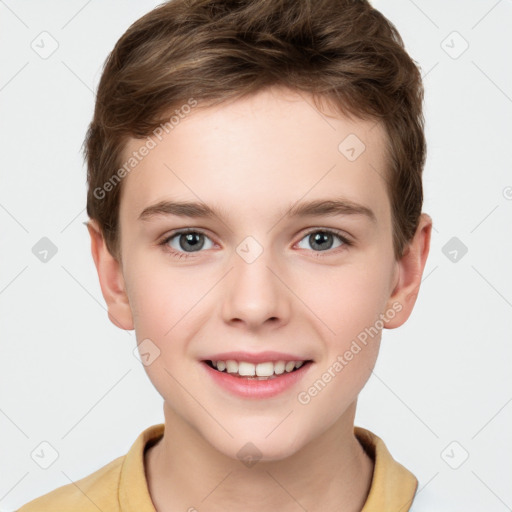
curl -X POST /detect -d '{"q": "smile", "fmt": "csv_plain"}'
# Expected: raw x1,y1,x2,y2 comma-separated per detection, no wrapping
201,359,314,399
205,359,310,379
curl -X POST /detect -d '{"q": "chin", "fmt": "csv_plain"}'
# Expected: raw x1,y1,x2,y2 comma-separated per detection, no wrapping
205,421,310,464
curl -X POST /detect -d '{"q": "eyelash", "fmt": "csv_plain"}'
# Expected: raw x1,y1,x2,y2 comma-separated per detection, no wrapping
158,227,353,260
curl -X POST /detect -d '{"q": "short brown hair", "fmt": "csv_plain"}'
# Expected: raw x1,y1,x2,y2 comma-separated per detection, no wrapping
83,0,425,261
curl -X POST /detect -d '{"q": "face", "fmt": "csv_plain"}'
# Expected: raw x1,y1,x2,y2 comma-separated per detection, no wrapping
113,87,402,461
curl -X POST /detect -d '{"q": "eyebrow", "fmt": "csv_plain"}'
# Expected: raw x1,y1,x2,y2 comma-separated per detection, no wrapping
138,197,376,223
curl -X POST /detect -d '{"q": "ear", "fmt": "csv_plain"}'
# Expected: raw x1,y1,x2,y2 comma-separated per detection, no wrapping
86,219,134,331
384,213,432,329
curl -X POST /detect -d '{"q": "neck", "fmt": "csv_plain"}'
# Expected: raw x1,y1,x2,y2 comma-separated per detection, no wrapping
145,402,374,512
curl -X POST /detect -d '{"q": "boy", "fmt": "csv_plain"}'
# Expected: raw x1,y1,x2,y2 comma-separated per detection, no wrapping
18,0,432,510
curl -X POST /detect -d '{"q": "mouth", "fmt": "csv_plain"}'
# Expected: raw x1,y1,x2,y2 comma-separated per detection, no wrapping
201,356,315,399
202,359,314,380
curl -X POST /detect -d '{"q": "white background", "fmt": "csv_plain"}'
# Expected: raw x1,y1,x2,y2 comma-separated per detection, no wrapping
1,0,511,510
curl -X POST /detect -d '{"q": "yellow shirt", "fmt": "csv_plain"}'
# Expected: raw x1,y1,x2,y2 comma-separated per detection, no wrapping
17,424,418,511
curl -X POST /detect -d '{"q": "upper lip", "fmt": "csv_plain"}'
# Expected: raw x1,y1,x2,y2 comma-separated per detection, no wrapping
202,351,313,364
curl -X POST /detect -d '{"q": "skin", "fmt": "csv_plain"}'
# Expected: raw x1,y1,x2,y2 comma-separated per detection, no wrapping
88,86,431,512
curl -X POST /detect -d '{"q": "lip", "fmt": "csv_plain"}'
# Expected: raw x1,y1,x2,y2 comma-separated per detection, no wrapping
202,351,311,364
201,359,314,399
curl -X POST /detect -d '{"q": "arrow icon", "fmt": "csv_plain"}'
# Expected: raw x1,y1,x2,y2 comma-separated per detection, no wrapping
442,236,468,263
35,449,45,458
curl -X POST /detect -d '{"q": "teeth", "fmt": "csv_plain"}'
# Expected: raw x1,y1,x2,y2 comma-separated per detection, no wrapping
274,361,285,375
226,360,238,373
238,361,255,376
285,361,296,372
209,359,308,377
256,362,274,377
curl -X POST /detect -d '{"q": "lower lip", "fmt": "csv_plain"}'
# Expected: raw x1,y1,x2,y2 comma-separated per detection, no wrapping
201,361,313,399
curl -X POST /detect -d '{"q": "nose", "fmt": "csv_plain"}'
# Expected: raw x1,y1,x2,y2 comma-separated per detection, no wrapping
221,245,291,331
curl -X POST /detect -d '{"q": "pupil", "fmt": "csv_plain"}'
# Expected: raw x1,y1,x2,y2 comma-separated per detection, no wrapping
310,232,333,251
180,233,204,252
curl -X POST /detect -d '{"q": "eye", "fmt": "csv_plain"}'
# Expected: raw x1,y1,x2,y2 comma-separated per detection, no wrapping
159,227,352,260
159,229,214,258
296,228,351,254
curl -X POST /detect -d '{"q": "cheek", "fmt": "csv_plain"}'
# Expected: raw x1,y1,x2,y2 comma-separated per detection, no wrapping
126,263,201,403
300,259,392,345
291,260,388,403
127,258,206,339
293,258,392,420
126,259,216,387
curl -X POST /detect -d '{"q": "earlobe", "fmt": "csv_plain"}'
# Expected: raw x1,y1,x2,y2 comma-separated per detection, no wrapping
384,213,432,329
86,219,134,331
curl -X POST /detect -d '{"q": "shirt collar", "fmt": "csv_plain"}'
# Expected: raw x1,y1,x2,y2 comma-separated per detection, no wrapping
118,423,417,511
355,426,418,511
119,423,164,511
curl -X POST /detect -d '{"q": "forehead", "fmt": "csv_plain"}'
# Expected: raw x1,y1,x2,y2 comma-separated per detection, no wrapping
118,87,390,227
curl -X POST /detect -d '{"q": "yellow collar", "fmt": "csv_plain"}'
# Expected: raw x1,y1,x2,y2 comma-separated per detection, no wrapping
355,426,418,511
118,423,418,511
